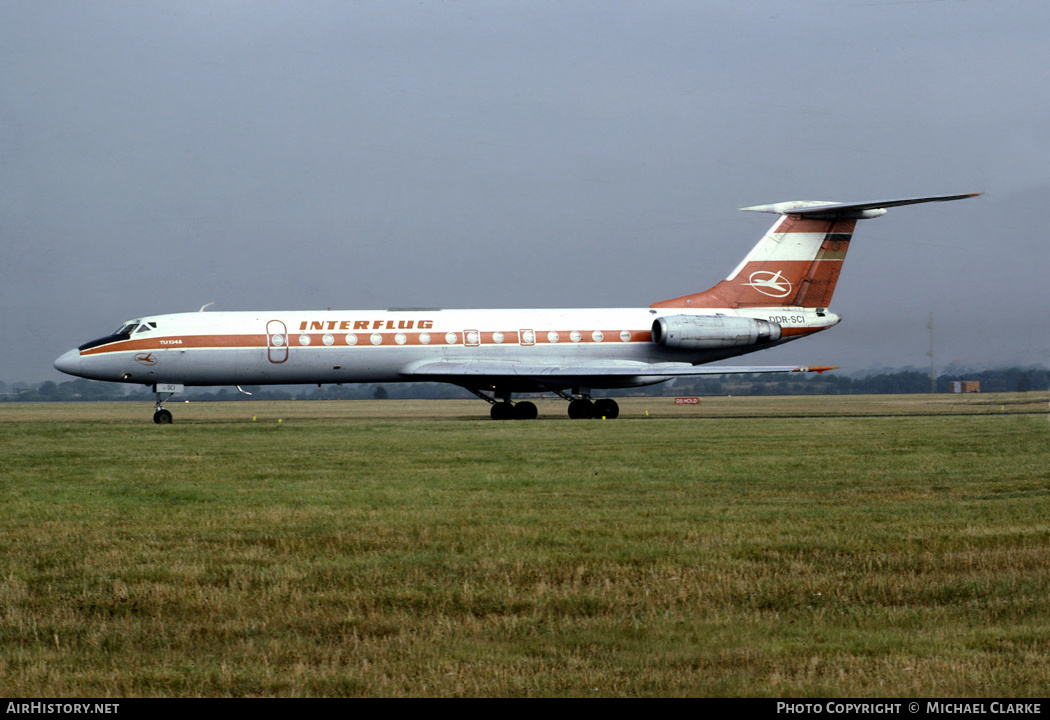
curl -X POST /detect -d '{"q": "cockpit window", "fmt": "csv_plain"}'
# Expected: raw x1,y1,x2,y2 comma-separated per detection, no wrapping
79,320,145,352
113,321,140,336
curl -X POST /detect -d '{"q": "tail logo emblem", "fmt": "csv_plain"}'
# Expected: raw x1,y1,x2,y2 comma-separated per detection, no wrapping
744,270,793,298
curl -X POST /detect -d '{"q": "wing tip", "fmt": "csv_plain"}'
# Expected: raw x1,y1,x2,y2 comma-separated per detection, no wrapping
792,365,839,374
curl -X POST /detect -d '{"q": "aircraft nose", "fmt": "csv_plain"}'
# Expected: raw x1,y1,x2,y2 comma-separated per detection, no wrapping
54,349,83,377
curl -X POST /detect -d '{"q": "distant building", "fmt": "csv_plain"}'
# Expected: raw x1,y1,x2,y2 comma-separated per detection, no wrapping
949,381,980,393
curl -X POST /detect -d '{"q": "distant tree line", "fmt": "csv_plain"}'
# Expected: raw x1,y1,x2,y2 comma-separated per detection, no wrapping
662,367,1050,397
0,378,475,403
2,367,1047,403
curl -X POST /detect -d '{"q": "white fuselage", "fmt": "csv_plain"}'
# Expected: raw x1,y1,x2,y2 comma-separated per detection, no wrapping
55,306,837,391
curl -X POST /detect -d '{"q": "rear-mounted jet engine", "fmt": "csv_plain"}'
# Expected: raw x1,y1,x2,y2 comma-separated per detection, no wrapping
651,315,781,350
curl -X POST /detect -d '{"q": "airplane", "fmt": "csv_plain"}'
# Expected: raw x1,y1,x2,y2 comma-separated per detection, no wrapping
54,192,979,423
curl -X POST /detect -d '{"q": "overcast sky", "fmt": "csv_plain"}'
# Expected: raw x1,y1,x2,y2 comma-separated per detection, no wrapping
2,1,1048,384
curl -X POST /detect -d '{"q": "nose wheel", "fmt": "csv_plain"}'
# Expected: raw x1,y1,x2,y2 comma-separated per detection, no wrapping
151,383,183,424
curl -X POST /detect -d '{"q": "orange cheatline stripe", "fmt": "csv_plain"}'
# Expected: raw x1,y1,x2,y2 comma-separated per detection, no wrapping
779,327,826,337
80,329,656,354
81,335,266,355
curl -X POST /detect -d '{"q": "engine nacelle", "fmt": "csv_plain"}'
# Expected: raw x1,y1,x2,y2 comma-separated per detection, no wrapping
651,315,782,350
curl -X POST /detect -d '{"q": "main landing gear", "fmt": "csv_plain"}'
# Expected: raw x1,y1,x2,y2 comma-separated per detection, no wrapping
468,388,539,420
567,397,619,419
470,388,619,420
490,400,538,421
557,390,619,420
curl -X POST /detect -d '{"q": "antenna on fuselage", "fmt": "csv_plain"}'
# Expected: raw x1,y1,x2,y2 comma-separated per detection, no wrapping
199,302,214,312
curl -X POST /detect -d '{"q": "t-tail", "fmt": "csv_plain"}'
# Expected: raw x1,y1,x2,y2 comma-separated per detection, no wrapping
652,193,981,309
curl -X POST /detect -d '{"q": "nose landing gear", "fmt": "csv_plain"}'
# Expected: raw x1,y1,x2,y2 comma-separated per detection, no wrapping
152,383,183,424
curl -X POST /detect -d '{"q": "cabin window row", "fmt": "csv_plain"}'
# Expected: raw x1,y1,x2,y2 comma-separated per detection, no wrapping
277,330,635,347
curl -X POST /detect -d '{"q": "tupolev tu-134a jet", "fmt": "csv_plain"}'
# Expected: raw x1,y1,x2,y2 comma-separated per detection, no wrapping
55,193,979,423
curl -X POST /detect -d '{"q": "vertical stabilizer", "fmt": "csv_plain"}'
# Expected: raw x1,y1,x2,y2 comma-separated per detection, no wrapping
652,213,855,308
651,193,980,309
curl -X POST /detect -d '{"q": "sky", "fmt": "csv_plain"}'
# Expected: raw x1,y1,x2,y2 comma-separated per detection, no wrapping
2,1,1048,384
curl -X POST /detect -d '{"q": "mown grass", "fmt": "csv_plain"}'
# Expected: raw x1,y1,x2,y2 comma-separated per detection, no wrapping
1,394,1049,696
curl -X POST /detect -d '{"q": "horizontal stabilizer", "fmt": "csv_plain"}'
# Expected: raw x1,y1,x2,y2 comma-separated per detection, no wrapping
741,193,981,220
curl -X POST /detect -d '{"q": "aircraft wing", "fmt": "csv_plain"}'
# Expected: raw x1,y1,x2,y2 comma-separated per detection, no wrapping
401,360,835,382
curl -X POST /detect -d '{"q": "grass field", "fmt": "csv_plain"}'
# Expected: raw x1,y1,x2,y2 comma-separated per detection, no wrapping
2,394,1049,697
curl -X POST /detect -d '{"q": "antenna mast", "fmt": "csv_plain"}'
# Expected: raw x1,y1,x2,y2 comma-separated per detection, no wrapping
927,312,936,393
